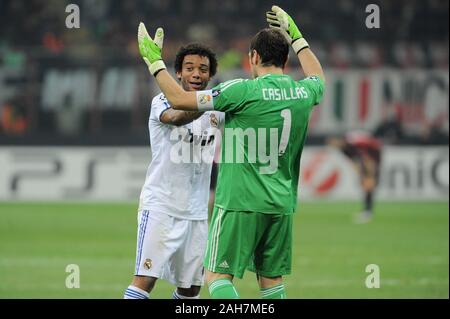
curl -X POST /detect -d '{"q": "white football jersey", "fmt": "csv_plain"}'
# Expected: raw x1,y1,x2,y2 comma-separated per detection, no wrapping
139,93,224,220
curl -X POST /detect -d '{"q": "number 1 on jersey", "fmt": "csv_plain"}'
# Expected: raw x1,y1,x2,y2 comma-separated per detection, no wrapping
279,109,291,156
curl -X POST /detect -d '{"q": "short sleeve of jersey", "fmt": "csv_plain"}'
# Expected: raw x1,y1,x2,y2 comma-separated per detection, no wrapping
297,76,325,106
212,79,249,113
215,111,226,128
151,94,171,122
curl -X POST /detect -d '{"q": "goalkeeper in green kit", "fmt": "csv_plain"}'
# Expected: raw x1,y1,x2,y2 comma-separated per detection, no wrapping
137,6,325,299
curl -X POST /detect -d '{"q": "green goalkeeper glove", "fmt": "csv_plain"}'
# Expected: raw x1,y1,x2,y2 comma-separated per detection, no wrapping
266,5,309,54
137,22,166,76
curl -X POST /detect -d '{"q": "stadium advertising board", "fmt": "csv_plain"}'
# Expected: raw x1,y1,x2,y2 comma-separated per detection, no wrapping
0,147,447,201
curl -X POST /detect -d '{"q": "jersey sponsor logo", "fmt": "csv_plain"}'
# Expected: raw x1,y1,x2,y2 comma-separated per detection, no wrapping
170,126,218,164
182,129,216,146
212,89,221,98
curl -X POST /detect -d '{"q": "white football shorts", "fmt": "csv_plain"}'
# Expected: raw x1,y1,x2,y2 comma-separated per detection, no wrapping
134,210,208,288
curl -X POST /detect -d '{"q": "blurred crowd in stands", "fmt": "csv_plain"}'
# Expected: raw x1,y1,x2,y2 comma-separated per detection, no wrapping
1,0,448,68
0,0,448,145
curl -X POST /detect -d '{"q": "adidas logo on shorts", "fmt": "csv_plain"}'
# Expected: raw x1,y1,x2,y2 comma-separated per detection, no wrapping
218,260,229,268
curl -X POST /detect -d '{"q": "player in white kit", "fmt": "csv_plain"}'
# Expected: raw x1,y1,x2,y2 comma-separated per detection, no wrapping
124,44,222,299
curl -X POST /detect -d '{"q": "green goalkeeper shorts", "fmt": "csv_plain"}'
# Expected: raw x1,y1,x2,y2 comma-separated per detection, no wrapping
204,206,293,279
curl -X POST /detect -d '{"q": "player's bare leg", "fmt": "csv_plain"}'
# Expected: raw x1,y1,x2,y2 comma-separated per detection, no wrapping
205,270,239,299
173,285,201,299
355,158,377,224
132,275,157,291
257,275,286,299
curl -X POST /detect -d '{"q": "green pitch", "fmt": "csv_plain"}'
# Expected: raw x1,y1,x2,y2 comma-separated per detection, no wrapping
0,201,448,299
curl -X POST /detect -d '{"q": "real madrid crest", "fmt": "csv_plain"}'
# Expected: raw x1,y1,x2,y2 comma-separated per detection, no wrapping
209,114,218,127
144,258,152,270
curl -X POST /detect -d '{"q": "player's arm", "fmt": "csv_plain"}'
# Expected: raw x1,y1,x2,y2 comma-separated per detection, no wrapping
154,70,199,110
137,23,203,111
297,48,324,81
266,6,325,82
137,23,247,113
160,108,203,126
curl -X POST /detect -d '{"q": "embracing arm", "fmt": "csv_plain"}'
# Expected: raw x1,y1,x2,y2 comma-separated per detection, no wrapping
137,23,200,111
160,107,203,126
154,70,199,111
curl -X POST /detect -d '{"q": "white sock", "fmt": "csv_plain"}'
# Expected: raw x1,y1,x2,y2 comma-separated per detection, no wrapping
172,290,200,299
124,285,149,299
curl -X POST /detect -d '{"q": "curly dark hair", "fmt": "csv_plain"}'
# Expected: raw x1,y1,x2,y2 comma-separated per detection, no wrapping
174,43,218,77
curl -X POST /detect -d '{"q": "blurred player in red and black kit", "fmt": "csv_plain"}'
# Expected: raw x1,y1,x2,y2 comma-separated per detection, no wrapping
328,131,382,223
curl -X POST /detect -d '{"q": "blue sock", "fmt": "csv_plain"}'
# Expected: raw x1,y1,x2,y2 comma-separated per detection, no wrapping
124,285,149,299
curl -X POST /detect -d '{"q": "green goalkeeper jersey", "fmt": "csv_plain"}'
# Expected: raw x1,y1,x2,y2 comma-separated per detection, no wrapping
209,74,324,215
